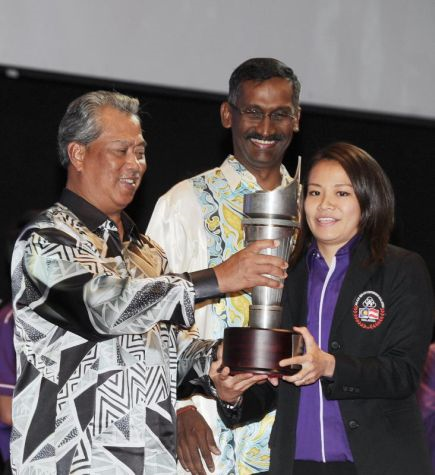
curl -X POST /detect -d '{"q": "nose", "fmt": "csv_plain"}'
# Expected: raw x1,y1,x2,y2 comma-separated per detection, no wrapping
318,194,335,210
255,114,274,137
126,150,145,171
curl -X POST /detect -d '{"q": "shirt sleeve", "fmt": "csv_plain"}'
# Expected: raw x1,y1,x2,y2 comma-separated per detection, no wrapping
12,226,196,342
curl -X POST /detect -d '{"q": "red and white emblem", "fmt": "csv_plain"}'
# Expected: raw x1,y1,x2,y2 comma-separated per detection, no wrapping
353,291,385,330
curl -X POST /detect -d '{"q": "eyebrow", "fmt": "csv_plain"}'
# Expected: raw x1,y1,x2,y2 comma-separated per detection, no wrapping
307,182,353,187
247,103,294,111
111,139,147,147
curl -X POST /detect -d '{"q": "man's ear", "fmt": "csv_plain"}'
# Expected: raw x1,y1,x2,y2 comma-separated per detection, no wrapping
68,142,86,171
293,106,302,133
220,102,232,129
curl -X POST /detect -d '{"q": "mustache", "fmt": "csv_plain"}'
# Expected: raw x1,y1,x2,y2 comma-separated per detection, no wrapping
245,132,285,142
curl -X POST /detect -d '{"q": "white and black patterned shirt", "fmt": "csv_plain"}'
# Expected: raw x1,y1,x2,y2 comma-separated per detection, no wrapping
11,189,216,474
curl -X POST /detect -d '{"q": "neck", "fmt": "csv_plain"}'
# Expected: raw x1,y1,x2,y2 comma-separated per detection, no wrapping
66,180,125,241
256,169,282,190
317,244,338,267
237,160,282,190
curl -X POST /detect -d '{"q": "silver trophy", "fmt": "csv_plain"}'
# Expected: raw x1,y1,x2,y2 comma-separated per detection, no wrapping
223,160,303,375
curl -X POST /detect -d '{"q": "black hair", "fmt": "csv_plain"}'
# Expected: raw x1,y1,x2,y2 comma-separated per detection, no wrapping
294,142,395,264
228,58,301,110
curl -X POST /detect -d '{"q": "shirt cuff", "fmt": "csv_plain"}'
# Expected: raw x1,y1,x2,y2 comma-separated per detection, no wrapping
176,399,195,410
188,269,221,300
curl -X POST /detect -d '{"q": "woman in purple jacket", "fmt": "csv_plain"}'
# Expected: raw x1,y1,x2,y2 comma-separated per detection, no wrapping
213,142,434,475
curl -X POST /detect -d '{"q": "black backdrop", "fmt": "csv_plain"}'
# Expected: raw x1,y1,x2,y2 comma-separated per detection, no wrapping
1,65,434,302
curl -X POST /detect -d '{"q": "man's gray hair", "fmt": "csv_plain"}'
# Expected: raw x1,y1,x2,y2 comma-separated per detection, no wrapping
57,90,140,168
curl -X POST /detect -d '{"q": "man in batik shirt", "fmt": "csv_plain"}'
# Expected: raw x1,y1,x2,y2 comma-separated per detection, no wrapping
147,58,301,474
10,91,287,474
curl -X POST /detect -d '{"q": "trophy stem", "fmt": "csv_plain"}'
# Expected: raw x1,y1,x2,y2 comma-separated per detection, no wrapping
249,305,283,328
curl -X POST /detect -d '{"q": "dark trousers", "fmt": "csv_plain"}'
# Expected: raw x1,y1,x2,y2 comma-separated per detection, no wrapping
0,458,11,475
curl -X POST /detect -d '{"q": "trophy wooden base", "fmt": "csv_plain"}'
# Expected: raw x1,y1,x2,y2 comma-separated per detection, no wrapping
223,327,303,376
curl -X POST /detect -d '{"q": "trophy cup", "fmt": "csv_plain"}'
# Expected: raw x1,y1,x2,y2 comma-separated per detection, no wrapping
223,163,303,375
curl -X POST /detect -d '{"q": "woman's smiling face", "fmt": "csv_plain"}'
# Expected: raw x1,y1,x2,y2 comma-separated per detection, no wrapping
304,159,361,262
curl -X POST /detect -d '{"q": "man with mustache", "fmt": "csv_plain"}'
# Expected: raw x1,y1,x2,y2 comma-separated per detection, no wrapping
147,58,301,475
10,90,287,474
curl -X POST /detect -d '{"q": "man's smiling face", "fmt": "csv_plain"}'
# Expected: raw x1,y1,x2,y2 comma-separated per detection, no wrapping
71,106,147,219
221,77,300,174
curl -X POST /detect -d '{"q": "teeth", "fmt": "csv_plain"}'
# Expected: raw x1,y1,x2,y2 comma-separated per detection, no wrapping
251,138,275,145
121,178,135,185
318,217,335,223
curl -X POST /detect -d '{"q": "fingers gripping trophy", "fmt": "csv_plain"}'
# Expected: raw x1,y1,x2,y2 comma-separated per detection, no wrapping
223,160,303,375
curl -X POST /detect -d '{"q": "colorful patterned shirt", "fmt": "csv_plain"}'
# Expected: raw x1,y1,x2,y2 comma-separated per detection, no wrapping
147,156,294,474
11,189,216,474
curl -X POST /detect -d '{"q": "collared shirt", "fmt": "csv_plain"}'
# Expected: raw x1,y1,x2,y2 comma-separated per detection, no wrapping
295,236,360,462
11,189,215,474
147,155,294,474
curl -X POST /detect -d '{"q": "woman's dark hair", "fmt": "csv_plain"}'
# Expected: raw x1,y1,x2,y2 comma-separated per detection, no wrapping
293,142,395,264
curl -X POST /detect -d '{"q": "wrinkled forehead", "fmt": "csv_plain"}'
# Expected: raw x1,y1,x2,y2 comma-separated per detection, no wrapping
95,107,144,141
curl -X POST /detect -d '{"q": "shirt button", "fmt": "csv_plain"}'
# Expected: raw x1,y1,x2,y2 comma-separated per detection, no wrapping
330,341,341,351
348,420,360,430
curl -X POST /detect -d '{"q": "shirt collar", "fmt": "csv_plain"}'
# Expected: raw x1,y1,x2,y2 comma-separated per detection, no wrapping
59,188,140,242
307,234,361,269
220,155,292,192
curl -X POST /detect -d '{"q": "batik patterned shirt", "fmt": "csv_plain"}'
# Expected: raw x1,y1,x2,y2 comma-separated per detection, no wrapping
11,190,215,475
147,156,294,474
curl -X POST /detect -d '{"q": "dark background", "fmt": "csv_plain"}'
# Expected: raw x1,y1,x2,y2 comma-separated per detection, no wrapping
1,65,434,302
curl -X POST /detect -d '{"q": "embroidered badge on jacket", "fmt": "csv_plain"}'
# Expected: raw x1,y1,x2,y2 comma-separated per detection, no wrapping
353,291,385,330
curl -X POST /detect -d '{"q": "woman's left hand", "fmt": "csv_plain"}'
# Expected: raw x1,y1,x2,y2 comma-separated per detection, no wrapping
271,326,336,386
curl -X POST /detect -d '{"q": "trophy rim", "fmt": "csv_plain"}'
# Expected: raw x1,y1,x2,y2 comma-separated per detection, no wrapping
229,364,302,376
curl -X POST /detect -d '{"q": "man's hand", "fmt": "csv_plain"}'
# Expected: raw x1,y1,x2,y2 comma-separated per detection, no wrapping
210,343,268,404
214,239,288,293
177,408,220,475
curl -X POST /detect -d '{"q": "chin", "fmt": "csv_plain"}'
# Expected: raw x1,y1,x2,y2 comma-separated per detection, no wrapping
250,157,281,169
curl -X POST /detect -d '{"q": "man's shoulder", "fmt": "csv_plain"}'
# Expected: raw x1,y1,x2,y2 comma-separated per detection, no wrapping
18,202,88,246
190,165,222,181
159,166,222,200
39,203,79,228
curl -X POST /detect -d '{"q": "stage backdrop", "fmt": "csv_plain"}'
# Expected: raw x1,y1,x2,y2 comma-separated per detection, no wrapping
1,0,435,120
1,67,434,302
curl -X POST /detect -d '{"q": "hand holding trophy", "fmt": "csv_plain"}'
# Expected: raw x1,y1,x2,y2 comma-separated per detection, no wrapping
223,161,304,376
